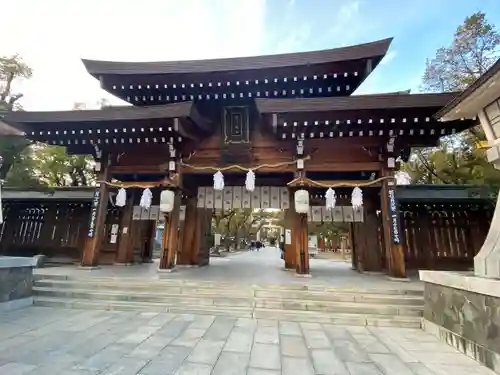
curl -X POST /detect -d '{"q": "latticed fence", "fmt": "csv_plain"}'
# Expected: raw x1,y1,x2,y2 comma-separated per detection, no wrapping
401,202,493,270
0,201,91,260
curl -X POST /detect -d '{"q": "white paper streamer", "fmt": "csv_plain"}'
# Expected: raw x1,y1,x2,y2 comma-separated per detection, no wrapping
213,170,224,191
325,188,336,210
115,188,127,207
139,188,153,209
351,187,363,210
245,170,256,191
395,171,411,185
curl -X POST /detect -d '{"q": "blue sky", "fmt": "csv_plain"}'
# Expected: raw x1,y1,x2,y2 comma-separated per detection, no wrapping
260,0,500,94
3,0,499,110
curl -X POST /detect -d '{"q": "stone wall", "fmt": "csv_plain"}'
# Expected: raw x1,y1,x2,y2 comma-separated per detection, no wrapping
0,257,34,311
423,281,500,372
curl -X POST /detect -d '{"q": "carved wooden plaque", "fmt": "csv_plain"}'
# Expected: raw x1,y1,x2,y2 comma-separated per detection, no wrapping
223,106,250,144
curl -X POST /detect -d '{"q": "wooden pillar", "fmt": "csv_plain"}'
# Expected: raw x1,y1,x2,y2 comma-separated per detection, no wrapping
159,191,181,270
380,170,406,278
350,223,358,270
283,207,296,270
361,197,383,272
195,209,212,267
81,154,110,267
178,196,199,265
115,191,135,264
294,212,309,275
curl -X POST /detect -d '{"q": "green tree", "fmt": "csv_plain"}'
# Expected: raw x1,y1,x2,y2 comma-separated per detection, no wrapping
422,12,500,92
406,11,500,189
4,144,94,188
0,54,33,180
212,209,283,250
0,54,33,111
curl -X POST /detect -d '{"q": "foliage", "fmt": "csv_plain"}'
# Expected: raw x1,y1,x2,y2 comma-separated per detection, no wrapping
212,209,283,249
0,54,32,111
421,12,500,92
4,144,94,188
0,54,101,189
406,11,500,189
401,138,500,191
0,54,33,180
308,221,349,245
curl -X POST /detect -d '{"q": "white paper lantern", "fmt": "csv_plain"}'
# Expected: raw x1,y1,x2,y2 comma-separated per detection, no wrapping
294,189,310,214
159,189,175,213
115,188,127,207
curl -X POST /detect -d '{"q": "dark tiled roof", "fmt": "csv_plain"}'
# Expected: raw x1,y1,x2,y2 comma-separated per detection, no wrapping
255,92,459,113
82,38,393,75
4,102,194,124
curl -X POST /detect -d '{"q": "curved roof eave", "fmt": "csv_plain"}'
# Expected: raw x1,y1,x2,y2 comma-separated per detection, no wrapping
82,38,393,76
255,92,460,114
4,102,194,124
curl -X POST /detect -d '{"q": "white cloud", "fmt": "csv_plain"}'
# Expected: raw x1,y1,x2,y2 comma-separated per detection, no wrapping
2,0,268,110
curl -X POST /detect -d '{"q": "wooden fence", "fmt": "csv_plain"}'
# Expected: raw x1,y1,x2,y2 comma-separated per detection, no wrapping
0,194,495,271
0,201,91,261
401,202,493,270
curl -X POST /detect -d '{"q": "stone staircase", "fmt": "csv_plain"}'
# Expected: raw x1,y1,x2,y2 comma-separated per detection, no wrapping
33,275,424,328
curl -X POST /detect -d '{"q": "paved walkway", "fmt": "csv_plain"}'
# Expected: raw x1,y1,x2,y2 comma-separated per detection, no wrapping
36,247,422,290
0,307,494,375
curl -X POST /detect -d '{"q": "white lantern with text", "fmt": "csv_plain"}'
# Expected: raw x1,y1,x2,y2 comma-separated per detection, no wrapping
159,189,175,213
294,189,310,214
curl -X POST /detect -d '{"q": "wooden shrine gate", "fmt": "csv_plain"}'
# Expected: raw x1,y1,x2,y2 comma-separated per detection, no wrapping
0,186,493,273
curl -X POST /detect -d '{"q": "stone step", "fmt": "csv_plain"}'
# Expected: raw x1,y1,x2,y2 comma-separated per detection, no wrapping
253,289,423,305
33,281,423,307
33,297,253,318
32,296,421,328
34,288,254,308
252,308,422,329
33,287,422,317
33,279,423,300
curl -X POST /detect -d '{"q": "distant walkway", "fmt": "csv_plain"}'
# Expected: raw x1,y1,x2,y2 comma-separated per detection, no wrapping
35,247,422,291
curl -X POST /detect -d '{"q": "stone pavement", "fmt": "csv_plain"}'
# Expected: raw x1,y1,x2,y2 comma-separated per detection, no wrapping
0,307,495,375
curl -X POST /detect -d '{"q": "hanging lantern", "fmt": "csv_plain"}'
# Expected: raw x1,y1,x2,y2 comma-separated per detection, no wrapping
325,188,336,210
213,171,224,191
245,170,256,191
115,188,127,207
139,188,153,209
294,189,310,214
160,189,175,213
351,187,363,210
